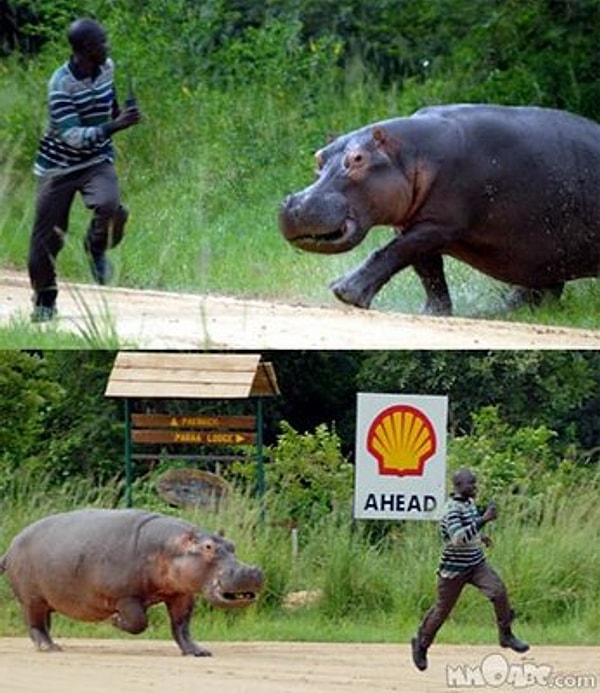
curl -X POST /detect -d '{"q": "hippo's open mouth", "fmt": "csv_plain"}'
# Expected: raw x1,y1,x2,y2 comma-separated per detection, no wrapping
291,216,367,254
222,590,258,603
206,577,261,609
212,588,258,608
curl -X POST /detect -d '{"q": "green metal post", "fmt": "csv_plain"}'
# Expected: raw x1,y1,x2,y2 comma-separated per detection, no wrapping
255,397,265,521
124,398,133,508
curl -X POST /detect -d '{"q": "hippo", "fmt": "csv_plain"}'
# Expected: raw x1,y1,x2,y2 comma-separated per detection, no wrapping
279,104,600,315
0,509,263,655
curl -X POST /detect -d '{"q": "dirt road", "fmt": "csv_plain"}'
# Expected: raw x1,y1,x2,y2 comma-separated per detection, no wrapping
0,638,598,693
2,269,600,349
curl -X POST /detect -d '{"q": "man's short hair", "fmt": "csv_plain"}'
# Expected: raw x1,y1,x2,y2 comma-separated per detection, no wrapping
453,468,475,486
67,18,105,51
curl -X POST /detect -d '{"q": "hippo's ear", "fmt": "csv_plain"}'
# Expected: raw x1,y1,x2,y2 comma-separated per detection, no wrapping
372,127,400,155
372,127,387,144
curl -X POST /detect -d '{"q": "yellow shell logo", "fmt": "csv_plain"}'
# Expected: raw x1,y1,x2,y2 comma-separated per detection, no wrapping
366,404,436,477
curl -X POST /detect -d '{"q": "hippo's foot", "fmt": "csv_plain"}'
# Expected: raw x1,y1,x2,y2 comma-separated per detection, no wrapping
330,275,376,309
505,284,564,311
181,642,213,657
30,628,62,652
42,642,63,653
421,296,452,316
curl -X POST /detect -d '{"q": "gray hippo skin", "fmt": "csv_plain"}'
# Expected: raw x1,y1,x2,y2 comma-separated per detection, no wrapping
279,104,600,315
0,509,263,655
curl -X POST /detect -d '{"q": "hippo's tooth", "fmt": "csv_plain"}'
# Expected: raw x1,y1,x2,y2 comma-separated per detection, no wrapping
222,591,256,601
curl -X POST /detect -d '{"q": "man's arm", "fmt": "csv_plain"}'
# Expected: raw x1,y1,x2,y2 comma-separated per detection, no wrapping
447,500,496,546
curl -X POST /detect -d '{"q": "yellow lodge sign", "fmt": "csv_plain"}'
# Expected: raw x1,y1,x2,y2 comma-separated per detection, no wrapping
354,393,448,521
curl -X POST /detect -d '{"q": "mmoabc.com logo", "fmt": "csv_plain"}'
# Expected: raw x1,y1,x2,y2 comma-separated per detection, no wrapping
446,653,598,689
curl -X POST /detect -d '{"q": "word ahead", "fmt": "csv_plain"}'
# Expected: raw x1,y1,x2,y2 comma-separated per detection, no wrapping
362,493,438,514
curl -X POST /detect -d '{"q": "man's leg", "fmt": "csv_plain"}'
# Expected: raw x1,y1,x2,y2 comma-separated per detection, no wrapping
28,174,76,320
471,561,529,653
81,161,128,284
412,574,466,671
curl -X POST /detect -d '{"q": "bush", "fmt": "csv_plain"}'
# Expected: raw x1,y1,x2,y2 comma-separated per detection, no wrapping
449,405,560,500
263,421,353,526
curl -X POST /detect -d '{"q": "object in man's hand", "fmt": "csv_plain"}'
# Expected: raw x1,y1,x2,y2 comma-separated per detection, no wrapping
125,75,137,108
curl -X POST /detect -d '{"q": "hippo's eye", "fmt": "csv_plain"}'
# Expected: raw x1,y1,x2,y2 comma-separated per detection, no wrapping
344,151,364,170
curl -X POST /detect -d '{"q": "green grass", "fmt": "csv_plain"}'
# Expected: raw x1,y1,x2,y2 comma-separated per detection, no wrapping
1,473,598,646
0,283,126,348
2,61,600,342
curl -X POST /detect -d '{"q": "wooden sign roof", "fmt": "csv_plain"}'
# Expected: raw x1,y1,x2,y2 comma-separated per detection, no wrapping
105,352,280,399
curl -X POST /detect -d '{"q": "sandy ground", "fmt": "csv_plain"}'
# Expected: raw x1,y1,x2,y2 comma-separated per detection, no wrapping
0,638,598,693
2,269,600,349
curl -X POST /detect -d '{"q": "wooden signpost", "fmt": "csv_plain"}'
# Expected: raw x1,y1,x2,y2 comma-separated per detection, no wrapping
105,353,280,508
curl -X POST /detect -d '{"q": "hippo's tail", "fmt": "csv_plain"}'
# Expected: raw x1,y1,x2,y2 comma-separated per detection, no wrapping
0,553,7,574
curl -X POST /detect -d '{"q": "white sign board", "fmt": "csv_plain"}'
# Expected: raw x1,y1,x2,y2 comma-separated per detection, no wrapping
354,392,448,520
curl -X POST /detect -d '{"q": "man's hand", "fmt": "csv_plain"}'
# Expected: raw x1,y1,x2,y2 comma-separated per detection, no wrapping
102,106,142,137
481,500,497,524
115,105,142,131
481,534,493,548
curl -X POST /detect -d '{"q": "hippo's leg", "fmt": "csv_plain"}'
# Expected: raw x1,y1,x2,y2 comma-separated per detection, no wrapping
330,227,454,309
26,601,61,652
165,593,212,657
111,597,149,634
505,283,564,310
412,255,452,315
330,240,406,308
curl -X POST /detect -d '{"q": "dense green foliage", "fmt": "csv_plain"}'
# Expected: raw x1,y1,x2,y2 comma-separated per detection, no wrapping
4,0,600,119
2,350,599,494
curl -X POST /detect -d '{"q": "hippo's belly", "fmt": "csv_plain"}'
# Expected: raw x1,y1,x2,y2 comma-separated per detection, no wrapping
446,225,600,287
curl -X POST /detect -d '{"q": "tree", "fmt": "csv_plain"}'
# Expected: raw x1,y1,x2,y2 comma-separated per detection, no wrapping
0,350,63,488
31,351,124,483
356,351,598,454
263,350,363,450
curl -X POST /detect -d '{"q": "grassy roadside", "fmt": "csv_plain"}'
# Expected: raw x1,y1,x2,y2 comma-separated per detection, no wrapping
1,475,598,646
2,58,600,334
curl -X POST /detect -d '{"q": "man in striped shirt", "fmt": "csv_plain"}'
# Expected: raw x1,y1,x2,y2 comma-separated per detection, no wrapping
411,468,529,671
28,18,141,322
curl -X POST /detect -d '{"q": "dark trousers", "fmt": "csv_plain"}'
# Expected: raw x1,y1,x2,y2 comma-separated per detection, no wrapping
418,560,513,648
28,161,127,307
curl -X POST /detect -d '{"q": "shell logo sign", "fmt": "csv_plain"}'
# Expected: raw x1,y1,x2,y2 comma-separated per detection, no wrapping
355,393,447,521
367,404,437,477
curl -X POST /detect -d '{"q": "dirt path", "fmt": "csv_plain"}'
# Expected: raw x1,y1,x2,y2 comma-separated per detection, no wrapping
2,269,600,349
0,638,597,692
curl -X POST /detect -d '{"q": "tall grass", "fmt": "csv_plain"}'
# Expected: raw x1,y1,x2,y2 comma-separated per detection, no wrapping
1,473,598,645
2,40,600,329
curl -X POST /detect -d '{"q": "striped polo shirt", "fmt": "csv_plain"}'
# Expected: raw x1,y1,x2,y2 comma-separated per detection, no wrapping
438,494,485,578
33,57,116,177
